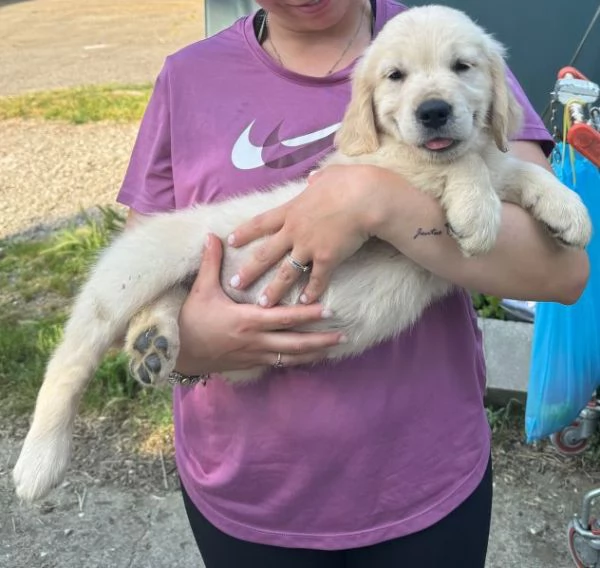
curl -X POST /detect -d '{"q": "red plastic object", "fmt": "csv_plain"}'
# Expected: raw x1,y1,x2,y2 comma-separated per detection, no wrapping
568,123,600,168
556,66,600,167
550,421,590,455
558,66,589,81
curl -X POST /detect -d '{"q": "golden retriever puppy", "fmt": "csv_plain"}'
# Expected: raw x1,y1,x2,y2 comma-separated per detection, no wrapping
13,5,591,502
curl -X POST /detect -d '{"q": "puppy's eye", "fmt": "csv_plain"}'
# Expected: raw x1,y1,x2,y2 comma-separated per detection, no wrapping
452,61,472,73
387,69,406,81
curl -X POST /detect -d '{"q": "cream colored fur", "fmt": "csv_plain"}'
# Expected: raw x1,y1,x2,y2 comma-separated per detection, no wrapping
14,5,592,502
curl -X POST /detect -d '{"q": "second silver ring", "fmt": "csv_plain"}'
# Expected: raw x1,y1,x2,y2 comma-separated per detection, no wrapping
273,352,285,369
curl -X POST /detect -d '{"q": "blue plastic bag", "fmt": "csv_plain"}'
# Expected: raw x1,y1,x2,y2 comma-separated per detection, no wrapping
525,143,600,442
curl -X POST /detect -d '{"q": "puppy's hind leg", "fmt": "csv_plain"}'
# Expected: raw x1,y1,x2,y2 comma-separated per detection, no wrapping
126,286,188,387
12,294,130,503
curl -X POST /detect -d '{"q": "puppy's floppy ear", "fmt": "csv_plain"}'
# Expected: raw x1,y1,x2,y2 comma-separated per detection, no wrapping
487,38,523,152
335,56,380,156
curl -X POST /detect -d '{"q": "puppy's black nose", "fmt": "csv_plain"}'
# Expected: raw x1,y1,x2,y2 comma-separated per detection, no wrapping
416,99,452,129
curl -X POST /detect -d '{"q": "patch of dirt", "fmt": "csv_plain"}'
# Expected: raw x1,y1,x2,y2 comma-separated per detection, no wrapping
488,432,600,566
2,412,178,500
3,410,600,522
4,413,600,567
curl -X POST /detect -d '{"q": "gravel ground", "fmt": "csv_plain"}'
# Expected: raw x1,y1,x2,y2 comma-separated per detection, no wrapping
0,119,135,239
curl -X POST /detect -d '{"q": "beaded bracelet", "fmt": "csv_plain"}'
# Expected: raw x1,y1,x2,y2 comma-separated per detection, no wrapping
167,370,210,386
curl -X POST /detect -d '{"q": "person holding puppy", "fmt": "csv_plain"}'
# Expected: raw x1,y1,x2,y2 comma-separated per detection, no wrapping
118,1,588,566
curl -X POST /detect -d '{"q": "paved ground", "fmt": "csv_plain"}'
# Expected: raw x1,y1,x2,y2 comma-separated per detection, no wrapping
0,0,204,96
2,1,600,567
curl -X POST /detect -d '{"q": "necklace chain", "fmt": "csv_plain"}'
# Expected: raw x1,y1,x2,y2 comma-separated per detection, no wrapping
266,5,367,76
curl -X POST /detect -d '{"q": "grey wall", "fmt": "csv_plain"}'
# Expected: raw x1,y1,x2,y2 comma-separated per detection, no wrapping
205,0,258,37
205,1,600,119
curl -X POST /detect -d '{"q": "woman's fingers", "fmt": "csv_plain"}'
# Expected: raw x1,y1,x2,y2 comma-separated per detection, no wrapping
298,261,334,305
260,330,346,358
229,232,291,291
227,165,381,307
262,349,332,368
256,249,312,307
228,206,287,248
251,302,333,330
191,233,224,294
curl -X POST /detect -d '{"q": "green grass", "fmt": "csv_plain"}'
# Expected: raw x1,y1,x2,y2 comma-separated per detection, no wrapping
0,207,171,426
0,84,152,124
486,399,523,434
472,292,506,320
0,207,124,305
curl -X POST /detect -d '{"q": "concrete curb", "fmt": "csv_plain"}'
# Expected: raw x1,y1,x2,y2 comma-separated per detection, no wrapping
479,318,532,406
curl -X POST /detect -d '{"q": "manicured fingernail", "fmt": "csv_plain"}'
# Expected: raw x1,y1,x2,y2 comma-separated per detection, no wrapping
321,308,333,319
227,233,235,246
230,274,240,289
339,335,349,344
205,234,212,248
300,294,309,304
259,294,269,307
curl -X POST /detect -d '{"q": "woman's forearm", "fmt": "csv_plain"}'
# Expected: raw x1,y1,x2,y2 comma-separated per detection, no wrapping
368,166,589,305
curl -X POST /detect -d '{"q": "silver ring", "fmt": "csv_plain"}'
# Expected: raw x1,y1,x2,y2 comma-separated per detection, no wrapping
286,254,312,273
273,352,284,369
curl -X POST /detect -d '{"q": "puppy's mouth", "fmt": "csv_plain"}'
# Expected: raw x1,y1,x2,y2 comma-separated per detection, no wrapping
421,138,460,152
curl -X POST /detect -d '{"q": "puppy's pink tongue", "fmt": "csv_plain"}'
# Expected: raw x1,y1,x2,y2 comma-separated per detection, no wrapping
425,138,454,150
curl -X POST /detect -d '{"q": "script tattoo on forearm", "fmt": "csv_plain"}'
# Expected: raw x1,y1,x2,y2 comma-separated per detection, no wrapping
413,223,456,239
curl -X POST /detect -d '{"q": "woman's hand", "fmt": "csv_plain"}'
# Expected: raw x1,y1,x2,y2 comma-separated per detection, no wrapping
175,234,346,376
227,165,391,307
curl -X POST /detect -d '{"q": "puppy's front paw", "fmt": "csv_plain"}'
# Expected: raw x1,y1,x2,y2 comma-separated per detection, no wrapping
446,194,502,257
533,189,592,249
13,428,72,502
125,316,180,387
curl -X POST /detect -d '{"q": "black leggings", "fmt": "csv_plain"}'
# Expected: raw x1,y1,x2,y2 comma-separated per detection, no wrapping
181,457,492,568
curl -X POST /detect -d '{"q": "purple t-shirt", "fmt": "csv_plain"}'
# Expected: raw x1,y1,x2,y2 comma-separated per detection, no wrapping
118,0,553,550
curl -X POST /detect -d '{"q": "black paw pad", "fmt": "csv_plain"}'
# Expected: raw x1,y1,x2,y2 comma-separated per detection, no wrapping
133,327,157,353
154,336,169,355
136,365,152,385
144,353,162,374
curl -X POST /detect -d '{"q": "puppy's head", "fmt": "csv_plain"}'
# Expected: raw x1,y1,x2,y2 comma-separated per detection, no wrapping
335,5,523,160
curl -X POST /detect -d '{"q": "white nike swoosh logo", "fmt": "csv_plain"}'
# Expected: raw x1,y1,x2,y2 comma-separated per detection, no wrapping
231,120,340,170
